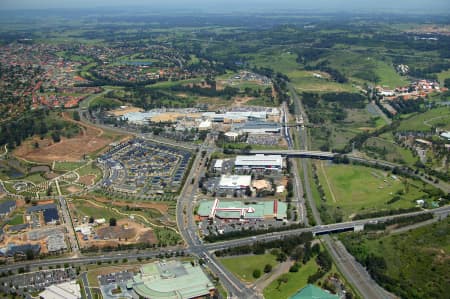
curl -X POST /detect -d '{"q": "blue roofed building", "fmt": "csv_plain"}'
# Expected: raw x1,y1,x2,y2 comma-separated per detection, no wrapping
0,200,16,218
43,208,59,225
26,203,57,213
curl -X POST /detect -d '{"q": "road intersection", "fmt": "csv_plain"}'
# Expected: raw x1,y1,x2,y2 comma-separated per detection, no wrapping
0,88,447,299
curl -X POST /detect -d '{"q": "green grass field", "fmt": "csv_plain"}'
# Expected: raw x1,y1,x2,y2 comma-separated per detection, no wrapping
153,227,182,246
23,173,46,184
289,70,355,93
54,161,86,172
340,219,450,299
309,107,380,151
76,163,102,178
396,107,450,132
363,134,417,166
88,97,122,110
146,78,203,89
263,258,318,299
71,200,122,220
7,213,24,226
248,50,299,74
437,68,450,86
321,51,407,88
245,97,278,107
219,253,278,283
316,163,427,221
373,60,409,88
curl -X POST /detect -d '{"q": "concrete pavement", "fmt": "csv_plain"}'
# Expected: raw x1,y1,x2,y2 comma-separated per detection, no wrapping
288,82,397,299
81,272,93,299
322,236,396,299
175,137,256,298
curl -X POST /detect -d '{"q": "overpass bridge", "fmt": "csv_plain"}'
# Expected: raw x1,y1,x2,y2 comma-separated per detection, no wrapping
248,149,336,159
313,223,364,236
203,205,450,252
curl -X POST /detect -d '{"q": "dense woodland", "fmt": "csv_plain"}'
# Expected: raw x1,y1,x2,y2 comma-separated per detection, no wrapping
0,110,79,149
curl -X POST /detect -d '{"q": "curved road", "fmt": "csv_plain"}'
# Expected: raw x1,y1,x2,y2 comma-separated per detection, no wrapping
3,85,443,299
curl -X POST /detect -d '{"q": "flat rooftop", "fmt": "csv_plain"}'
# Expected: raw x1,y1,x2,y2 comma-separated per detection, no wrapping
219,175,252,188
235,154,283,167
39,280,81,299
27,203,56,213
198,199,287,220
130,261,214,299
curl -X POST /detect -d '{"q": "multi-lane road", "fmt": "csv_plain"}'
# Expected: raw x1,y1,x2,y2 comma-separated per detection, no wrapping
201,205,450,252
281,102,307,225
175,137,260,299
1,205,448,274
287,82,397,299
2,87,447,299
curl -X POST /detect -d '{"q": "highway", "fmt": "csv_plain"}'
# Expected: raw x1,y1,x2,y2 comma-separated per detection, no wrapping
282,102,307,225
1,86,445,299
322,235,395,299
1,205,448,274
201,205,450,252
248,149,335,159
0,249,179,273
287,82,397,299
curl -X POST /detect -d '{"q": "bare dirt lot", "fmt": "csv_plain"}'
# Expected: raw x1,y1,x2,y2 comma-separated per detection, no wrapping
233,96,256,106
137,230,158,243
14,112,116,163
79,175,96,186
66,185,82,193
150,112,203,123
78,219,157,249
97,223,137,240
108,106,143,116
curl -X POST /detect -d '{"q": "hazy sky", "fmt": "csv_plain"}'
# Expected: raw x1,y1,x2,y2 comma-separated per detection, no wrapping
1,0,450,14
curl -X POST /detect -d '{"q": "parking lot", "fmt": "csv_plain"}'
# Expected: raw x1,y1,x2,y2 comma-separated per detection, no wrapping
99,270,134,286
199,216,287,237
246,134,280,146
0,268,76,294
99,139,192,197
99,270,137,299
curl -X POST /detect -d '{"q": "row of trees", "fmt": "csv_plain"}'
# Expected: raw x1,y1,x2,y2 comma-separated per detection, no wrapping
204,222,306,242
170,83,239,99
364,213,433,231
215,232,314,257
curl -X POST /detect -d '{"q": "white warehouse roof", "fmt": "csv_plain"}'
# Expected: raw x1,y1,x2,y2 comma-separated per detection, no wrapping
440,131,450,140
198,119,212,129
235,154,283,168
214,159,224,169
39,280,81,299
219,175,251,189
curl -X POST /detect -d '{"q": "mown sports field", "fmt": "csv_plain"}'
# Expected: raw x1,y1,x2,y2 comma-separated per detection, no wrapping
315,163,431,221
